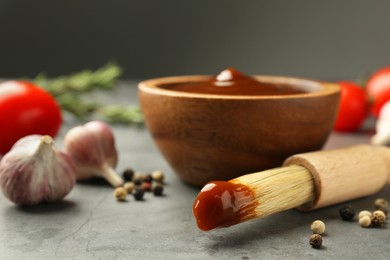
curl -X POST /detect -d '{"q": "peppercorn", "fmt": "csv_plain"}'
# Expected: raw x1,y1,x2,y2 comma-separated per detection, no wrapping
374,198,389,210
377,207,388,217
358,210,372,219
133,178,144,186
358,215,371,228
114,187,127,201
123,182,135,194
142,181,152,192
133,187,145,201
310,220,326,234
152,170,165,183
143,174,153,183
339,205,355,221
309,234,323,249
152,183,164,196
371,210,386,227
122,168,135,182
133,172,145,185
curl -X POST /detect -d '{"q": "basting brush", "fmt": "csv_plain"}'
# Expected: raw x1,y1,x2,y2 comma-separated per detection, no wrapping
192,144,390,231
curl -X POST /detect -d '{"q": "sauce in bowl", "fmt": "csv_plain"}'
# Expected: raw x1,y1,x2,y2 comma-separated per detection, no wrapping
160,68,306,96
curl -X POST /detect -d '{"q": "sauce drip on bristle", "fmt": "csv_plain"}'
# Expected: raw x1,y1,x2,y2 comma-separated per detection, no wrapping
192,181,258,231
192,165,314,231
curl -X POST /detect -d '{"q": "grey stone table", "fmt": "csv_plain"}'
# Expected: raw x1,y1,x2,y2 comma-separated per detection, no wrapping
0,81,389,259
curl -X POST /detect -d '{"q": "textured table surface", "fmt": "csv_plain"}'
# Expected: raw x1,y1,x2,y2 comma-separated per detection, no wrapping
0,81,389,259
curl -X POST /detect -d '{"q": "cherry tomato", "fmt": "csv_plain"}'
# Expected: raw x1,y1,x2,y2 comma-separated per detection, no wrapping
333,81,368,132
370,88,390,118
366,67,390,100
0,80,62,155
366,67,390,117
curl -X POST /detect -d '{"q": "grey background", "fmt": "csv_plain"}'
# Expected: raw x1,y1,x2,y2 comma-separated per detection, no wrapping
1,2,390,258
0,0,390,80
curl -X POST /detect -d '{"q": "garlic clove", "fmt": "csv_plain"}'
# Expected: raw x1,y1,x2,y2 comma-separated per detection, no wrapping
372,101,390,145
63,121,123,187
0,135,76,205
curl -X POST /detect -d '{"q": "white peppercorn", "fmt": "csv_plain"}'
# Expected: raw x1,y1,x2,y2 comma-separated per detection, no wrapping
123,182,135,194
310,220,326,235
152,170,165,183
374,198,388,210
358,210,372,219
377,208,388,218
358,215,371,228
114,187,127,201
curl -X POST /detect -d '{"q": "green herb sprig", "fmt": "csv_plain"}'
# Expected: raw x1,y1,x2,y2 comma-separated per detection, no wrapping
33,62,143,125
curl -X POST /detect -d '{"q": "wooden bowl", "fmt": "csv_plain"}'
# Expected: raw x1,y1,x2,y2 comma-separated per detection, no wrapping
138,75,340,187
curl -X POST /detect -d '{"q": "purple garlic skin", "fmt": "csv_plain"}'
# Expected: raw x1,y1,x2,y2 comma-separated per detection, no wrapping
63,121,123,187
0,135,76,205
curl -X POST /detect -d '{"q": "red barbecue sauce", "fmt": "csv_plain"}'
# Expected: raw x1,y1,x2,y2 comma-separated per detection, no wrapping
192,181,258,231
160,67,305,95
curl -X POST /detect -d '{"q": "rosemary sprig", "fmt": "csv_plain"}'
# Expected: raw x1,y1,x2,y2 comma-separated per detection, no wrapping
34,62,122,94
55,93,100,119
98,105,144,124
33,62,143,125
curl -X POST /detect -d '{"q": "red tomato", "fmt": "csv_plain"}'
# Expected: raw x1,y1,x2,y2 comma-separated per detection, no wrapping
333,81,368,132
366,67,390,117
366,67,390,100
370,88,390,117
0,81,62,155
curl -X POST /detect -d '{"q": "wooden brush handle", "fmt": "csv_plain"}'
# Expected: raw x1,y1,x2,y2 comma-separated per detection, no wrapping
283,144,390,210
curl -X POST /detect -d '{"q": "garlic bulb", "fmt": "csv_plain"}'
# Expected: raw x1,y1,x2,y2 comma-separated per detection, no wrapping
372,101,390,145
0,135,76,205
63,121,123,187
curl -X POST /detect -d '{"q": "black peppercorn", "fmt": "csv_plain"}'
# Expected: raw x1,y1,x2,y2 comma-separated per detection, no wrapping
133,187,145,201
339,205,355,221
152,183,164,196
309,234,323,249
133,178,143,186
122,168,135,182
143,174,153,183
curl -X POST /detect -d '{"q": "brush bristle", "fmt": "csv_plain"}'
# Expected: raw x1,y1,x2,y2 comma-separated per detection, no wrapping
231,165,314,220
